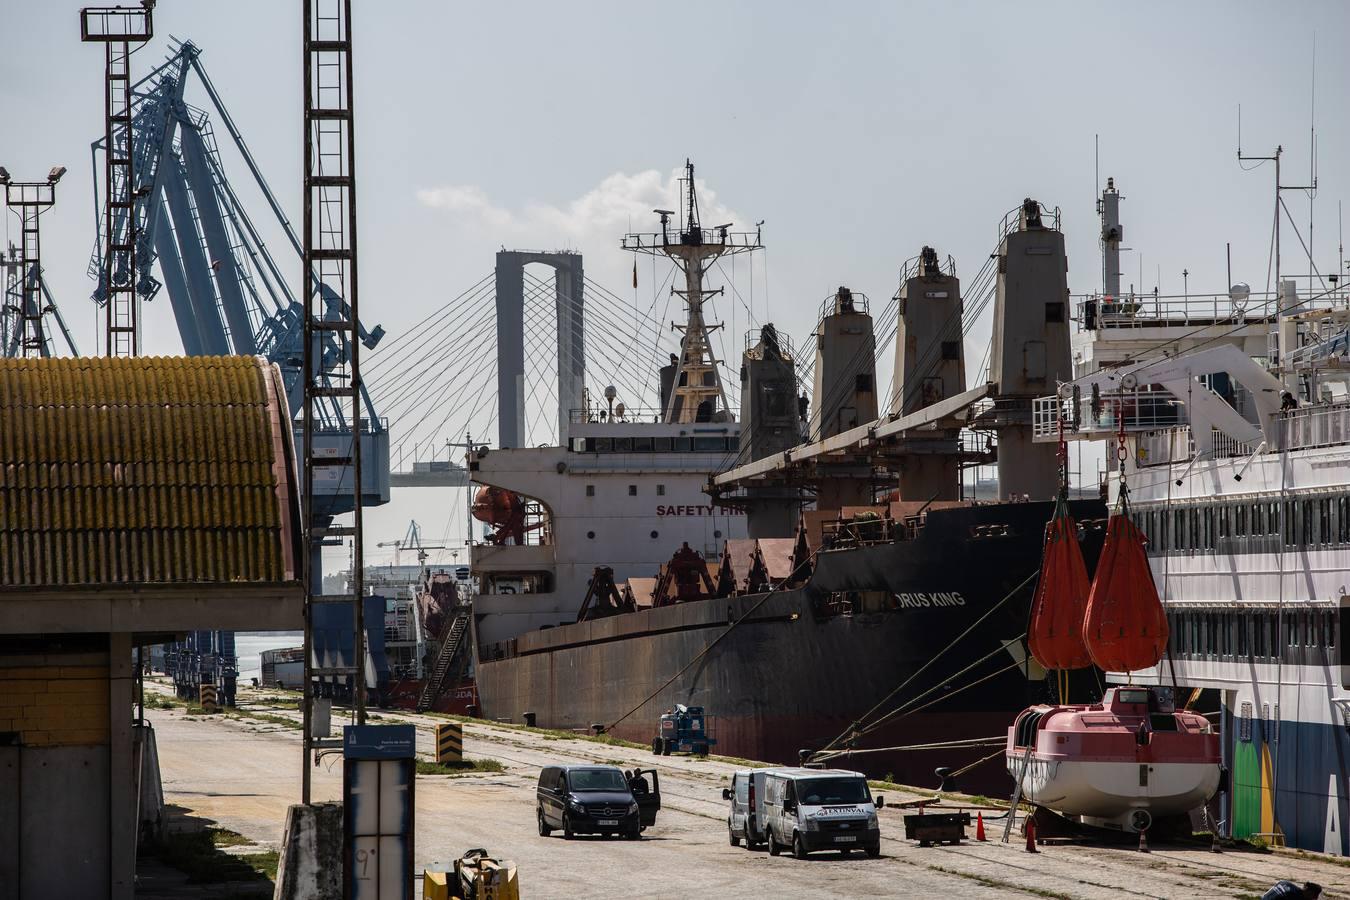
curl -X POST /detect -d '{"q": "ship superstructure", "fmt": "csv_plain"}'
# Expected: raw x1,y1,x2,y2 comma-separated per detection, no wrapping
1032,175,1350,852
468,162,756,650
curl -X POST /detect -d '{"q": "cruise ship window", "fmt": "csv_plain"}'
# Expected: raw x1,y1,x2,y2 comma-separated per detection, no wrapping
596,438,613,452
655,437,672,452
1202,508,1214,549
1237,615,1249,656
1218,506,1230,539
628,485,637,496
657,484,665,496
1235,504,1248,537
634,437,654,452
1339,497,1350,543
1320,498,1333,545
586,485,595,497
1326,611,1337,649
616,437,634,452
1239,703,1253,742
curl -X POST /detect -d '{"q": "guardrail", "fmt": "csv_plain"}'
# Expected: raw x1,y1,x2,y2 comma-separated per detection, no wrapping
1281,402,1350,451
1077,292,1278,330
1032,390,1185,441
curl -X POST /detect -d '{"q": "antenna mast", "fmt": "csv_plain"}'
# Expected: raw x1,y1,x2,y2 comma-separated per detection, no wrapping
621,160,762,423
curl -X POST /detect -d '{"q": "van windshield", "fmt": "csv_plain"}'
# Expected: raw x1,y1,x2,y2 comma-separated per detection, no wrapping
568,769,627,792
798,777,870,806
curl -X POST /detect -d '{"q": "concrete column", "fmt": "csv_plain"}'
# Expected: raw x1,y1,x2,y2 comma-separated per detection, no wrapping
554,256,584,446
494,253,526,449
109,632,134,899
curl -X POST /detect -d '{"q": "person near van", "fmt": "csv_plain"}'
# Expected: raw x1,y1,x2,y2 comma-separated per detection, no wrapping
628,769,650,797
1262,882,1321,900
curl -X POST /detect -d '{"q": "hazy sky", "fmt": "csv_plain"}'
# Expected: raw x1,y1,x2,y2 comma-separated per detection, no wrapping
3,1,1347,567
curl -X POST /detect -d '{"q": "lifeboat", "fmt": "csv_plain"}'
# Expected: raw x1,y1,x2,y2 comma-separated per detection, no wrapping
1006,685,1220,833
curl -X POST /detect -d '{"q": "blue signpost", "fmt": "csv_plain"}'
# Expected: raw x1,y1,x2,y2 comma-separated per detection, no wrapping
343,725,416,900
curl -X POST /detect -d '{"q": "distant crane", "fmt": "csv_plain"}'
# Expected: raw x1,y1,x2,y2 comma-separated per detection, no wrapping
377,520,446,568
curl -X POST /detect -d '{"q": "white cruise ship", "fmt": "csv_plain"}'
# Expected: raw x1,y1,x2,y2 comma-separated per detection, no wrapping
1036,176,1350,853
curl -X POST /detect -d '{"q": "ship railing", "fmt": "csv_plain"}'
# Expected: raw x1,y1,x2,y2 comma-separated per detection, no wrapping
1135,426,1261,467
1032,390,1186,442
620,228,763,252
1279,401,1350,451
1075,291,1278,330
897,251,957,285
817,290,870,320
742,327,797,358
569,407,665,424
999,201,1061,240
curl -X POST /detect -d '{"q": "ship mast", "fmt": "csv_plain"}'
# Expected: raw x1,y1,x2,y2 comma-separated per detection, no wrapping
622,160,762,423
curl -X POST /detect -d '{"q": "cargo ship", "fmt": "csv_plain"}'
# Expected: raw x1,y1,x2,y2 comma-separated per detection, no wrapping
466,164,1106,793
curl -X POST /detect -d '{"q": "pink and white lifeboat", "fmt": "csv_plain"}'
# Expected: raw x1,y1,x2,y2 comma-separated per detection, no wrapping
1006,685,1220,833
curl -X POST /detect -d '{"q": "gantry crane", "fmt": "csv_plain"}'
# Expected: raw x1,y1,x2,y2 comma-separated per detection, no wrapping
85,38,390,520
83,37,394,703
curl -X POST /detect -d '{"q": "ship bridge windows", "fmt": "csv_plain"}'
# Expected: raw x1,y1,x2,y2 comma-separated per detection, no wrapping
570,435,739,454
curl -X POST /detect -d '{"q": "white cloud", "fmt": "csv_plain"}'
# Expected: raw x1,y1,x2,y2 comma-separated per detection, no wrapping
416,167,747,251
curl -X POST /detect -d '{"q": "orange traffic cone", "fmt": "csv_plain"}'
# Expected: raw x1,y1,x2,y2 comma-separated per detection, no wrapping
1138,827,1150,853
975,813,987,842
1024,814,1039,853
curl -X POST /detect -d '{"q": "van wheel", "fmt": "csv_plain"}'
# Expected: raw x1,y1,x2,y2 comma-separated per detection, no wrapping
729,828,740,847
625,826,641,841
696,743,709,757
562,814,574,840
537,808,551,837
768,831,781,856
865,843,880,858
661,739,671,756
651,737,662,755
792,832,809,860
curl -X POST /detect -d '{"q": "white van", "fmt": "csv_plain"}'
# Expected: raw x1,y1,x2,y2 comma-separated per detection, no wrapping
761,768,883,859
722,769,773,848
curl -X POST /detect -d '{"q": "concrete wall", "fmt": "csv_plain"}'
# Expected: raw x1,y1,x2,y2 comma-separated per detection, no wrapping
0,651,113,900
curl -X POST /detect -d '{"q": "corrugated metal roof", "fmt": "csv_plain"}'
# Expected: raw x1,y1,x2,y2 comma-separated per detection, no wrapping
0,355,301,587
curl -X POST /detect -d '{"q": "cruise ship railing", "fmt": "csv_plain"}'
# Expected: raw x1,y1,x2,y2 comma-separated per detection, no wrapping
1280,402,1350,451
1032,390,1185,441
1135,426,1261,466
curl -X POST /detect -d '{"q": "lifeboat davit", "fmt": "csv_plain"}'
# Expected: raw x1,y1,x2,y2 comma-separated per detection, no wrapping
1007,685,1220,833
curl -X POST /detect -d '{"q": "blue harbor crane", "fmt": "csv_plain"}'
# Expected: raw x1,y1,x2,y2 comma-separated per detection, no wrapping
87,39,392,701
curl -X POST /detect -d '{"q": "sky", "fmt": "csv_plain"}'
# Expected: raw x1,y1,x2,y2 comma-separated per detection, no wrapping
3,0,1348,569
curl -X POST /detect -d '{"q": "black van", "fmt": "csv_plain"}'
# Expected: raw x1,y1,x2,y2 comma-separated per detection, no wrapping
536,765,659,839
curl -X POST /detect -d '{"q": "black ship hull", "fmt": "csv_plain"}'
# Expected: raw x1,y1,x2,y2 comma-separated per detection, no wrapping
475,500,1106,794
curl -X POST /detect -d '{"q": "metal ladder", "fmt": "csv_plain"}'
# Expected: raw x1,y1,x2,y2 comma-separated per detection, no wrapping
300,0,366,803
416,610,471,712
1001,745,1035,843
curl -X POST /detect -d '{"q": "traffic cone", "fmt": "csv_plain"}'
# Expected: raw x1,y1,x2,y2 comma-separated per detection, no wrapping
1024,814,1039,853
975,813,987,842
1138,827,1149,853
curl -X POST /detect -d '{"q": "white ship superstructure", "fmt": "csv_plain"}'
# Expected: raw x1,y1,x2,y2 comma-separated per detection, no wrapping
1034,175,1350,852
